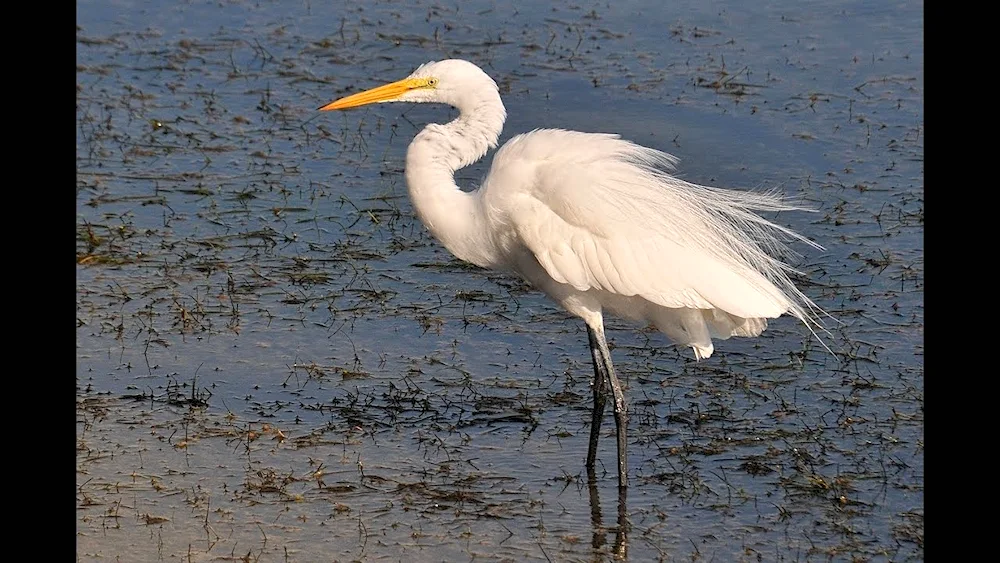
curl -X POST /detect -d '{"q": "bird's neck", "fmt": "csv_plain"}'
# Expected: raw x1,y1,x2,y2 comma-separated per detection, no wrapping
405,93,506,268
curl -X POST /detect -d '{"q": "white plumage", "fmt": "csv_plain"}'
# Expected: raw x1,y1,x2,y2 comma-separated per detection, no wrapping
320,59,823,488
479,129,820,359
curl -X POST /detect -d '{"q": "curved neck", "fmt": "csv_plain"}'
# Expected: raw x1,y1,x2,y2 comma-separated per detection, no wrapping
404,91,506,268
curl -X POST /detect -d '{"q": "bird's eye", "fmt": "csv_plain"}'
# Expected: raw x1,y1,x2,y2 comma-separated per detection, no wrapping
427,78,439,87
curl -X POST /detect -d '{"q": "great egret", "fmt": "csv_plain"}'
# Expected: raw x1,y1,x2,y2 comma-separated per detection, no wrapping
320,59,823,489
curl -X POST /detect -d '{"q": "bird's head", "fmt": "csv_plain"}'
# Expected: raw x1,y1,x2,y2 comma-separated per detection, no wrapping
319,59,499,112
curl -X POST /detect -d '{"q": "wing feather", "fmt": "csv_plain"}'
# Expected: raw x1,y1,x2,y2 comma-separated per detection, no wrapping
482,129,822,326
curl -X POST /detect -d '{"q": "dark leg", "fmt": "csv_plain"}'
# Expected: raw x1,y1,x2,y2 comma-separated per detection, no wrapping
587,328,609,470
587,325,629,489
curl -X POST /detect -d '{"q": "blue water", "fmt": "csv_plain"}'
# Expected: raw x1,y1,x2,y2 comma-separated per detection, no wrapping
78,0,922,560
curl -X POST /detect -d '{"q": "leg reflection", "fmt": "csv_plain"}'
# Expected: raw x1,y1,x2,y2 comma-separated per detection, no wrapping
615,485,628,559
587,467,629,558
587,467,605,551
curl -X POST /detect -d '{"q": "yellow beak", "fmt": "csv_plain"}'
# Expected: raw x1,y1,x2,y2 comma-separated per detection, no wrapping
318,78,427,111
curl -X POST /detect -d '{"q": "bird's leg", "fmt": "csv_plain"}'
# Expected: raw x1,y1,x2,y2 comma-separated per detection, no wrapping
587,325,629,489
587,328,609,470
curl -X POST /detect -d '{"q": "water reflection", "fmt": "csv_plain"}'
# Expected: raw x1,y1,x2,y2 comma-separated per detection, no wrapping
588,468,628,559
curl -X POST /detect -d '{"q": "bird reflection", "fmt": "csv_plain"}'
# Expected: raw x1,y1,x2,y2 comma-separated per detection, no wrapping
588,467,628,558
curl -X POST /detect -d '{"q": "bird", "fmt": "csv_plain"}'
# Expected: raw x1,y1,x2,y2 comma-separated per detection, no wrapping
319,59,823,489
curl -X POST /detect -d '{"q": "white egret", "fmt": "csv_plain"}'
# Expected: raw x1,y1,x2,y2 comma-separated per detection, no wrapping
320,59,823,489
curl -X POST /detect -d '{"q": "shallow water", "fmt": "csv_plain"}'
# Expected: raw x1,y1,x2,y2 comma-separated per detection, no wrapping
77,0,923,560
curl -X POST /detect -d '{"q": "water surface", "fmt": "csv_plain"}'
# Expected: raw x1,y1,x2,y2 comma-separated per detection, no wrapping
77,0,923,560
